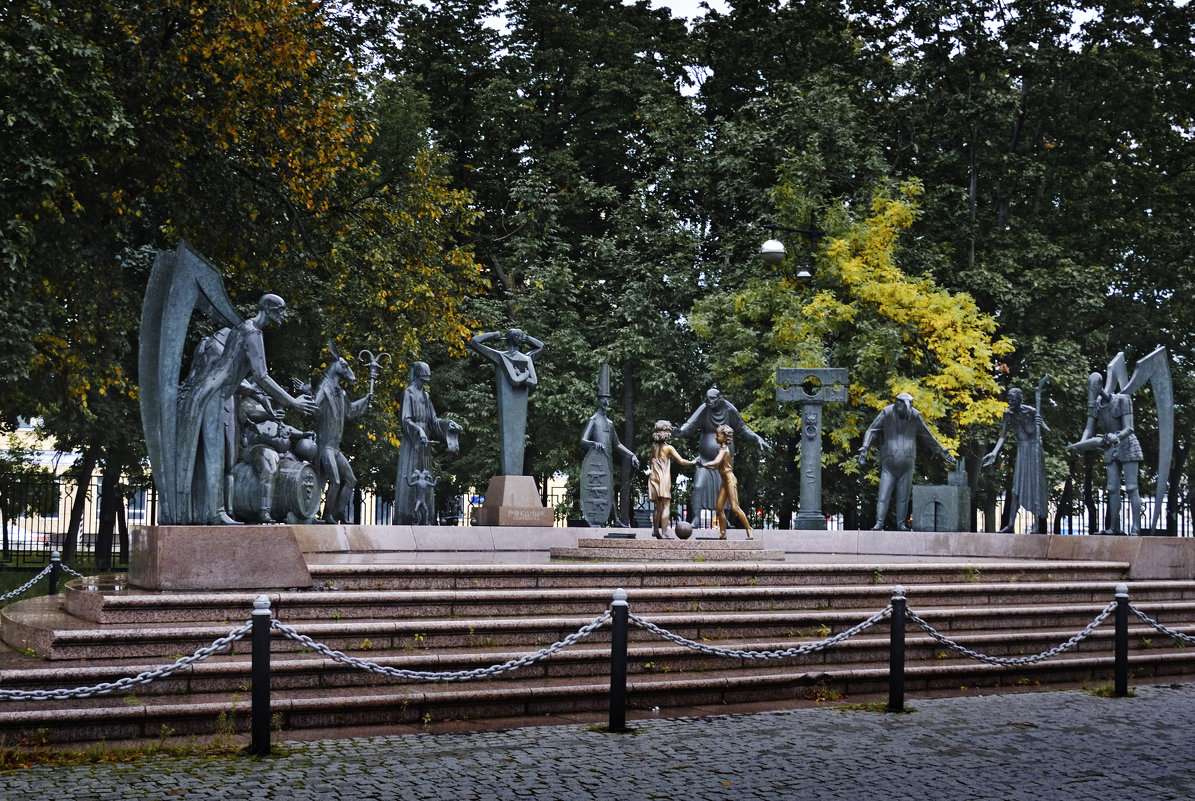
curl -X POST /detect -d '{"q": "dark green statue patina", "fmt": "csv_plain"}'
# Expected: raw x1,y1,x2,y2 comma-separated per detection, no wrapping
579,365,639,527
468,328,545,476
140,242,314,525
1068,347,1172,535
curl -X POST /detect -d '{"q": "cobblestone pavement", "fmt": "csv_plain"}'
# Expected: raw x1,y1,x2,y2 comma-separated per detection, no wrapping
5,684,1195,800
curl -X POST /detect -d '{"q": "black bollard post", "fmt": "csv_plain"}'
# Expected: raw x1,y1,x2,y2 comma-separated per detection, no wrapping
608,588,629,732
1114,583,1129,698
888,585,907,713
249,595,273,756
48,550,62,596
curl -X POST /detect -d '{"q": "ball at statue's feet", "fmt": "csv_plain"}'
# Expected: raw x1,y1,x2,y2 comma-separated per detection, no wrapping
674,521,693,540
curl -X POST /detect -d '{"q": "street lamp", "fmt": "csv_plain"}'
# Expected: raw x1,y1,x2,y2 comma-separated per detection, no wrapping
760,211,822,280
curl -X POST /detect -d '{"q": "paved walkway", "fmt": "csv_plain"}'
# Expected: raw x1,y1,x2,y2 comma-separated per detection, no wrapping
5,684,1194,800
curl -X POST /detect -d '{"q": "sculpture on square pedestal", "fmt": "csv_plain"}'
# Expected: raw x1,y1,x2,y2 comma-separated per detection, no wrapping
775,367,848,530
984,379,1050,533
857,393,956,531
394,361,461,525
580,365,640,527
1067,347,1172,535
468,328,545,476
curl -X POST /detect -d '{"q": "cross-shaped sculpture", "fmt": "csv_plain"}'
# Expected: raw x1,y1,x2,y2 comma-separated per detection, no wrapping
776,367,848,529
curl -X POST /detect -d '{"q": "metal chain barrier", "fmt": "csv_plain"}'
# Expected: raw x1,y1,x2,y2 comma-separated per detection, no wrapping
1128,603,1195,645
60,563,87,579
627,606,893,660
0,621,252,701
0,564,54,602
0,557,95,605
270,610,612,682
907,600,1118,666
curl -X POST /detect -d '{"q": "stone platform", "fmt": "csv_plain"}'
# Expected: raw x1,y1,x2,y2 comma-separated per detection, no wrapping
551,537,785,562
125,524,1195,589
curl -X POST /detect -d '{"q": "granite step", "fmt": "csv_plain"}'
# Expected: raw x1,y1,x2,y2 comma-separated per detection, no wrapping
3,644,1194,744
57,576,1174,627
303,560,1133,590
2,558,1192,746
551,537,786,561
8,579,1194,660
5,617,1194,696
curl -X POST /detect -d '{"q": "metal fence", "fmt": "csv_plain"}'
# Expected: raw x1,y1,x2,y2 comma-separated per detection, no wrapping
0,475,577,566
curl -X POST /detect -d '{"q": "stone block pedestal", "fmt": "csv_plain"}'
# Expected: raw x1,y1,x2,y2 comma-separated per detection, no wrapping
912,483,971,532
129,525,312,590
475,475,555,527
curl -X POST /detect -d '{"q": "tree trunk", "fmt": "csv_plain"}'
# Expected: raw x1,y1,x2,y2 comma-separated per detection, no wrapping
117,494,129,563
778,436,797,529
1082,457,1098,534
96,458,123,571
63,447,98,562
620,363,635,526
1053,474,1073,535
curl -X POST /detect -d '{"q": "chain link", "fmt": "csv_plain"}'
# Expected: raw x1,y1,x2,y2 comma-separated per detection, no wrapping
0,621,252,701
1128,603,1195,645
271,611,612,682
0,564,53,602
907,600,1117,666
0,560,93,605
627,606,893,660
60,563,87,579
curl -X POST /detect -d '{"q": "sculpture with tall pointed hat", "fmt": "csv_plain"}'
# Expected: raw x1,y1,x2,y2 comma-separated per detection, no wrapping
580,365,640,527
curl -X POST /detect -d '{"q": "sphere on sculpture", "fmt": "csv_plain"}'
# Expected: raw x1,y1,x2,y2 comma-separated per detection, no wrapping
674,521,694,540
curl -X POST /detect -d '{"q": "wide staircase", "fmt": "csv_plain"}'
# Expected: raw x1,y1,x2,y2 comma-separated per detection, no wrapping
3,555,1195,746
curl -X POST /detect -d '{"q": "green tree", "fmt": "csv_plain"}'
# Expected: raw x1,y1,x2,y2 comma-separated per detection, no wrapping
2,0,485,537
390,0,705,521
692,176,1011,527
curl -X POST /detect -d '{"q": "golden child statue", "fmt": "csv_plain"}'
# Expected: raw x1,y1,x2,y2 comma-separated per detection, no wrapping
648,420,695,538
699,424,753,539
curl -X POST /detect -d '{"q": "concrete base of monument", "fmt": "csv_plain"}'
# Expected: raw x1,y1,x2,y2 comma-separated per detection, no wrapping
473,475,555,527
121,523,1195,590
754,529,1195,580
129,525,313,591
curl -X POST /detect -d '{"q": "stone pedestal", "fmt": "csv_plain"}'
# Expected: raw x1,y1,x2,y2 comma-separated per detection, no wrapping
476,475,555,527
776,366,848,531
912,469,971,532
129,525,312,590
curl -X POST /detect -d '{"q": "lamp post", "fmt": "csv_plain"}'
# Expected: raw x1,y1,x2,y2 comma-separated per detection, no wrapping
764,211,845,530
760,211,822,280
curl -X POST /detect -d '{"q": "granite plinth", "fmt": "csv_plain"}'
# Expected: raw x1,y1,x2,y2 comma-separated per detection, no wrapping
911,484,971,532
475,475,555,527
553,537,785,562
129,525,312,591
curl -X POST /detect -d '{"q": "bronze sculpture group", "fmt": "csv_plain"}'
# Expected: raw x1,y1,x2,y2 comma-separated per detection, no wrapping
141,244,1176,535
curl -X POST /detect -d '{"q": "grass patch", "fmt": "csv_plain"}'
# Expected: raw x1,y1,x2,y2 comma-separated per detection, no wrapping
0,739,289,774
836,700,915,713
1085,684,1135,698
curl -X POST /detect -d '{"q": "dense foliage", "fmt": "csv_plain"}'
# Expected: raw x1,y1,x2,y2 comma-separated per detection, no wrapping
3,0,1192,530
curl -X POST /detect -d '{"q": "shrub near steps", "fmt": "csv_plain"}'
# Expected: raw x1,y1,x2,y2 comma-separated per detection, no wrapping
4,560,1195,745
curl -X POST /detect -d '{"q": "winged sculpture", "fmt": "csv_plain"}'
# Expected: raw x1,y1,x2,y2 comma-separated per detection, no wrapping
1068,346,1173,534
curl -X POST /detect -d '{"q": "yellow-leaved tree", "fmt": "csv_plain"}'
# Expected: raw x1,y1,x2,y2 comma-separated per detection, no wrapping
690,177,1012,526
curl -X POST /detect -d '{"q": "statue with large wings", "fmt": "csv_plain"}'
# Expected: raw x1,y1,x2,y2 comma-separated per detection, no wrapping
140,242,314,524
1067,347,1173,535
